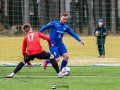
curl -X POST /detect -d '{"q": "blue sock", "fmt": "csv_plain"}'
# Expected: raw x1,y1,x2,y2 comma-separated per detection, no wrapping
46,60,51,64
60,60,68,70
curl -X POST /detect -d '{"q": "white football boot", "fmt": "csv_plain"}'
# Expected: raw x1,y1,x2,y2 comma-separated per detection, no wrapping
58,71,69,78
6,72,14,78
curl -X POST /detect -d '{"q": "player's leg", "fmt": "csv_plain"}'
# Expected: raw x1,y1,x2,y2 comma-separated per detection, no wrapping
37,51,59,73
49,54,69,78
42,46,60,70
6,55,34,78
60,53,69,70
49,53,69,77
37,51,68,77
5,61,25,78
59,43,68,70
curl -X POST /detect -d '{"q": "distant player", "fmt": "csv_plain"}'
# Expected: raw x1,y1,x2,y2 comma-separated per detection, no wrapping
38,12,84,70
6,23,68,78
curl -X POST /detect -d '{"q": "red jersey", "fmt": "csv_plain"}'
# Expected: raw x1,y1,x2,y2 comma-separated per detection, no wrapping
22,32,52,56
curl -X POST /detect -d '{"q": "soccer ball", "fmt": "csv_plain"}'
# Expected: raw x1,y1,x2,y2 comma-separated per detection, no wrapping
62,67,71,75
95,31,100,36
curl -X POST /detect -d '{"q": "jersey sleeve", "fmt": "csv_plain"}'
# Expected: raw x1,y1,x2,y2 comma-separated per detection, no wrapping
38,32,52,46
67,27,82,42
22,37,27,56
38,21,55,32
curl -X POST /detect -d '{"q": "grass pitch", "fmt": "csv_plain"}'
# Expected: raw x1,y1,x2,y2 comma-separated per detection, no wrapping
0,36,120,90
1,66,120,90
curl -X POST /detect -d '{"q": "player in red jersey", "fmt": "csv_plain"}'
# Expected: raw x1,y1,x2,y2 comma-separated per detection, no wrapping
6,23,68,78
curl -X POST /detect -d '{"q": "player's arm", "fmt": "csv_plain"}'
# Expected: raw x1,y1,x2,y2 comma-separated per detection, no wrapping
22,37,27,56
67,27,84,46
22,37,32,68
38,22,55,32
38,32,52,47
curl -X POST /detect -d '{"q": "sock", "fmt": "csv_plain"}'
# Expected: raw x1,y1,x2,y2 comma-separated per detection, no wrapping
13,62,25,74
46,60,51,64
50,58,59,73
60,60,68,70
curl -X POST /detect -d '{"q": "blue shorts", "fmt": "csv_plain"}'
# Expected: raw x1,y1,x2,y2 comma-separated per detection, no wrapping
49,43,67,58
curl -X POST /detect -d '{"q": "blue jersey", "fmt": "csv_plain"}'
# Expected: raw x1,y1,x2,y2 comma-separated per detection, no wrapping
38,21,82,44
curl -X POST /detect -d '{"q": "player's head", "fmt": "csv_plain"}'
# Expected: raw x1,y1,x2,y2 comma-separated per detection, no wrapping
98,19,104,27
60,12,68,24
21,23,32,34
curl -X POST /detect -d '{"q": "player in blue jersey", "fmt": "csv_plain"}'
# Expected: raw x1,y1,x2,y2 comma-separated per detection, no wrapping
38,12,84,70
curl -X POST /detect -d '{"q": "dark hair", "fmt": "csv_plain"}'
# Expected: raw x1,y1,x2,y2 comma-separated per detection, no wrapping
60,12,68,17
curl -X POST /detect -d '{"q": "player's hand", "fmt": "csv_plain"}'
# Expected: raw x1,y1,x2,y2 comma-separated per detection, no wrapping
80,41,84,46
27,62,32,68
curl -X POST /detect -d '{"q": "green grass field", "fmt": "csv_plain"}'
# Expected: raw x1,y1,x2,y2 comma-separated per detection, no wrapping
0,36,120,90
1,66,120,90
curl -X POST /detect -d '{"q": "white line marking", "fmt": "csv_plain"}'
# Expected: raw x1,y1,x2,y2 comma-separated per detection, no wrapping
11,76,120,78
1,76,120,78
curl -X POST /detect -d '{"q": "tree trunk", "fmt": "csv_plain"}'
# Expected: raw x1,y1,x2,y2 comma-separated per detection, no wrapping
48,0,55,21
115,0,119,33
4,0,9,30
24,0,30,23
37,0,46,28
93,0,99,27
87,0,95,35
60,0,65,13
71,0,76,32
111,0,116,34
54,0,60,20
78,0,84,33
106,0,111,29
102,0,106,26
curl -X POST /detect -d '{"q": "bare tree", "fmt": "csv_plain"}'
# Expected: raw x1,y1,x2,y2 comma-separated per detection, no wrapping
115,0,120,33
87,0,95,35
102,0,106,25
4,0,9,30
60,0,66,13
54,0,60,20
23,0,30,23
48,0,55,21
78,0,84,33
71,0,76,32
37,0,46,28
93,0,99,26
111,0,116,34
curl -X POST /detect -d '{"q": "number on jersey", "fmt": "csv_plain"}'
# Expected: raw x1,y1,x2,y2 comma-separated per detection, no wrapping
27,33,34,42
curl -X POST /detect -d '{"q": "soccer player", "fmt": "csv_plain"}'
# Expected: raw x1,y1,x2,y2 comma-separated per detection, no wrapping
6,23,68,78
38,12,84,70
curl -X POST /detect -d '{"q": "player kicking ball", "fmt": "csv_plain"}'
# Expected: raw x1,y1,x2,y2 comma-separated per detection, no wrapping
6,23,68,78
38,12,84,71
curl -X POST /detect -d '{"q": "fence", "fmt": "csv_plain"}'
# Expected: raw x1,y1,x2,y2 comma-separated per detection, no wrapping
0,0,120,35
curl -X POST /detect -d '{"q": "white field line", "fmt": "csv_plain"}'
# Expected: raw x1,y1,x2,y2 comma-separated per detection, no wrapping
2,76,120,78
